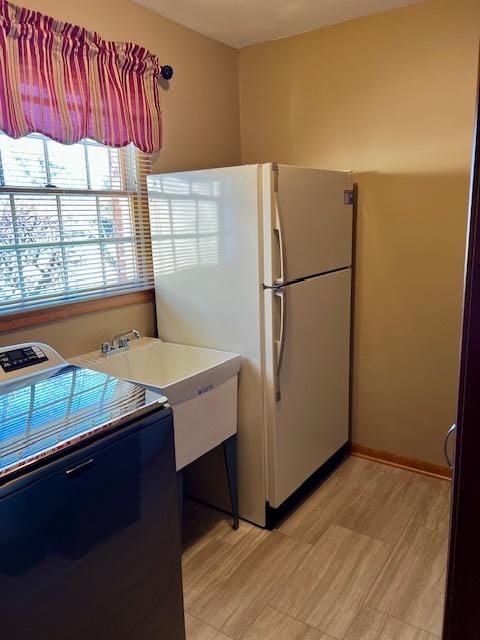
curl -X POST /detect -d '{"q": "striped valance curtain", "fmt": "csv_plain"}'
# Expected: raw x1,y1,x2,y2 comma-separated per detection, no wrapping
0,0,162,153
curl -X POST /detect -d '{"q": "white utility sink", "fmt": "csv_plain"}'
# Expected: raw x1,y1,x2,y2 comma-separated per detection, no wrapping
71,337,241,470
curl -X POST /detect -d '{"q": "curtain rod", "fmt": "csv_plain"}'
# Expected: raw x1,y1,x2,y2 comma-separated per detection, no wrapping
160,65,174,80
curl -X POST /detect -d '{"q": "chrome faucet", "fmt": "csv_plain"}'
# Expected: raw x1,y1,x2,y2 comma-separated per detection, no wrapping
101,329,141,356
112,329,141,347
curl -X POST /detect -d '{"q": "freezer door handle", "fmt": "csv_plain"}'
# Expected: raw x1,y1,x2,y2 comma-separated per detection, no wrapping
274,288,287,400
273,193,285,286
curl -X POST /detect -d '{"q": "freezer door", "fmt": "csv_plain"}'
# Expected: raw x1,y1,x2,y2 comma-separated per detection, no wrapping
264,269,351,508
263,164,353,286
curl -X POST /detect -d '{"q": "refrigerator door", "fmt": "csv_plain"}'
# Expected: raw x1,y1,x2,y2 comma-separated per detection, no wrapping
263,164,353,286
264,269,351,508
147,165,267,526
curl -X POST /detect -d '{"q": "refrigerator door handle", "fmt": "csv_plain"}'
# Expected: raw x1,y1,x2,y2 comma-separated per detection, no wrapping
273,194,285,286
274,288,287,400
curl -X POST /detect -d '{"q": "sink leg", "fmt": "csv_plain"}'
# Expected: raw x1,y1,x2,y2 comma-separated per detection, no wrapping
223,435,239,530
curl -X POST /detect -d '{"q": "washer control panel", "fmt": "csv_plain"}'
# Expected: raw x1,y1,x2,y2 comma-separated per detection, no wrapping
0,345,48,373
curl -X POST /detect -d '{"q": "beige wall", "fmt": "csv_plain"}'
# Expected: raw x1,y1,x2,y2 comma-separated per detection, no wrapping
1,0,241,355
239,0,480,464
2,301,156,359
2,0,478,466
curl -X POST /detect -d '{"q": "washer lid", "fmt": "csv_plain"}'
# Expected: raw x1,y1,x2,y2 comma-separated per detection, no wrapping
0,364,167,480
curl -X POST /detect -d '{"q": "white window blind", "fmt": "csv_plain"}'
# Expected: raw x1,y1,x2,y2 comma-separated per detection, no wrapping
0,132,154,315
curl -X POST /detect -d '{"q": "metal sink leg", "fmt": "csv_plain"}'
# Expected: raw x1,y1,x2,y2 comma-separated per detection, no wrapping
223,434,239,530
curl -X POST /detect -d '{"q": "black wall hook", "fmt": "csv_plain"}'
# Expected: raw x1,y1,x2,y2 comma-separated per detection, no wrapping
160,65,174,80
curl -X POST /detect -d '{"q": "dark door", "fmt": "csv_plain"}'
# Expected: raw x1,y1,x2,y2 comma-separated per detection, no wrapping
443,52,480,640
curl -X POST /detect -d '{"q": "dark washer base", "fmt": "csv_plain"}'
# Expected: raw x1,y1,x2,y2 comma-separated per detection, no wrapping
0,408,185,640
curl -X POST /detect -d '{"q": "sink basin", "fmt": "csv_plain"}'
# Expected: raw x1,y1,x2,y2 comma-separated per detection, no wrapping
71,337,241,470
71,337,241,405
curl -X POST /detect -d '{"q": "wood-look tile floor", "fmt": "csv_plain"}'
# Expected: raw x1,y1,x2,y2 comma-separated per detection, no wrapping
182,456,450,640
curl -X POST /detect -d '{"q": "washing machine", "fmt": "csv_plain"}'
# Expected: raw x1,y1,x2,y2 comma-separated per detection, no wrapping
0,342,185,639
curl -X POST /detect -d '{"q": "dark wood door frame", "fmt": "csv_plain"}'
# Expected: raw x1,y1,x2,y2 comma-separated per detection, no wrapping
443,49,480,640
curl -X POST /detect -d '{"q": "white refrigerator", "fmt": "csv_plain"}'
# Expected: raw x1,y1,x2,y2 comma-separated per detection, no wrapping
147,164,353,527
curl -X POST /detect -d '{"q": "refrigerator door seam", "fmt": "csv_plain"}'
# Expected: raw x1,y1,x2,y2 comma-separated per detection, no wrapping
263,265,352,290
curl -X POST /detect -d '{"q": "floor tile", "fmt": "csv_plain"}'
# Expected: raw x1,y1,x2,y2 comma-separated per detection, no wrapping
183,498,255,550
271,524,391,639
380,617,440,640
411,476,451,533
183,498,233,543
279,457,435,547
335,464,425,545
366,520,447,636
242,606,331,640
183,537,232,601
186,530,311,640
277,457,373,545
344,606,440,639
183,526,269,604
344,606,385,639
182,458,449,640
185,613,231,640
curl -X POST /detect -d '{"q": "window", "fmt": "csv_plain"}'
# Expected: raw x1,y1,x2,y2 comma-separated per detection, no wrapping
0,132,154,315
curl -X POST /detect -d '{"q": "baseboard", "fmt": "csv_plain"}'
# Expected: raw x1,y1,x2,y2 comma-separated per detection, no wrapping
350,442,452,480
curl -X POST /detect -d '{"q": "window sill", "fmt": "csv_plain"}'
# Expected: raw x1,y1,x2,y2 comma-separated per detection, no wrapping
0,289,155,333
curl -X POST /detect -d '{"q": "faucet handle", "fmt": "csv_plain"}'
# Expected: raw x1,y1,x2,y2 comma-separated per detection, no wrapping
101,342,112,355
102,330,141,356
112,329,141,348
